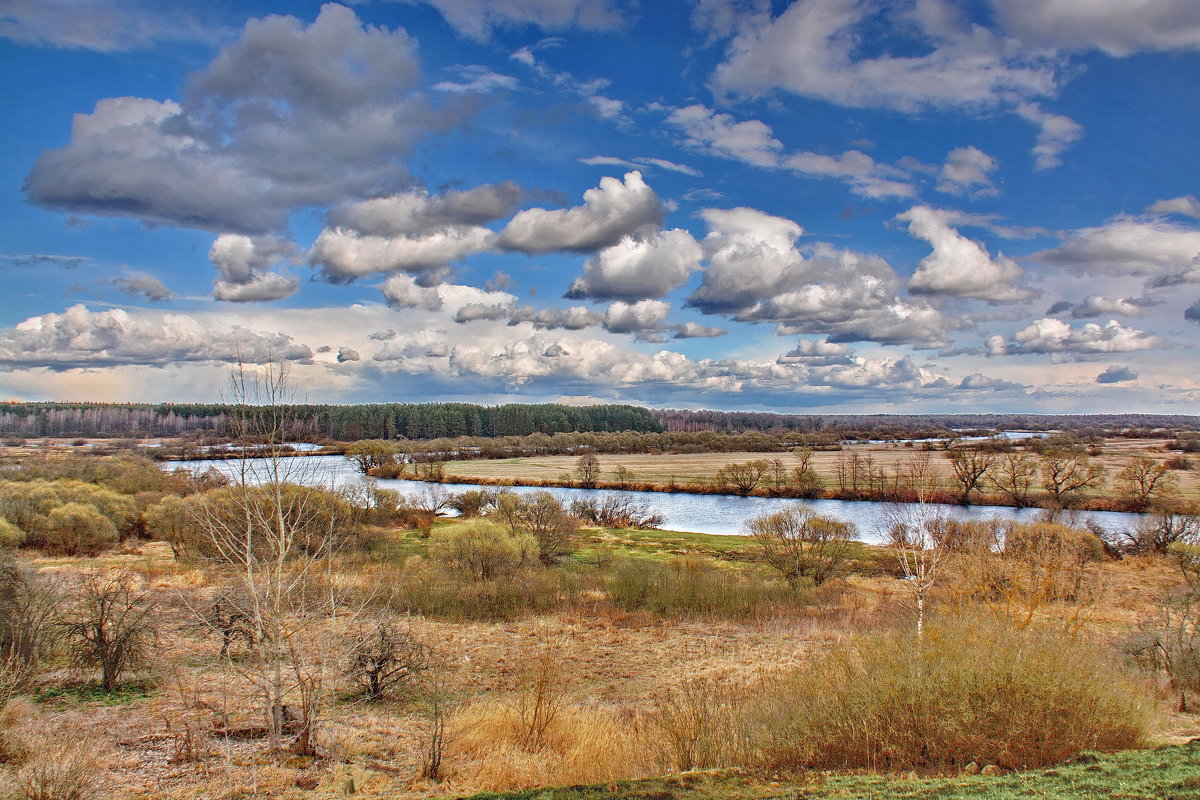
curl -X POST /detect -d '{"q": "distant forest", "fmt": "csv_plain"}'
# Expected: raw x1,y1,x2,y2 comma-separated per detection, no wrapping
0,401,662,440
0,401,1197,441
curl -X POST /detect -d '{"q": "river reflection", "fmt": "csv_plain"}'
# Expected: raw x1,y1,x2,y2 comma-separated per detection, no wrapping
169,454,1145,545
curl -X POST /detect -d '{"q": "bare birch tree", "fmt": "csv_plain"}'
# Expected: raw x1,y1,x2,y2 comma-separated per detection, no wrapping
187,361,353,752
884,504,951,638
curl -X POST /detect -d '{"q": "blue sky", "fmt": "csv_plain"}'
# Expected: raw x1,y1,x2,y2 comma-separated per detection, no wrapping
1,0,1198,413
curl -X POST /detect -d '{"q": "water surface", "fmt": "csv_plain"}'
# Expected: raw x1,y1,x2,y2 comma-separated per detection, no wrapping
169,454,1145,545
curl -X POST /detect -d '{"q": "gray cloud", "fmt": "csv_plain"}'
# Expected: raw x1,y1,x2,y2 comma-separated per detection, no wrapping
601,300,671,339
1031,217,1200,277
336,347,361,363
1146,255,1200,289
0,304,312,369
107,274,172,302
1096,365,1138,383
498,171,664,254
959,373,1026,391
380,274,445,311
1187,300,1200,324
936,146,999,196
209,234,299,302
565,228,702,300
1015,103,1084,170
991,0,1200,57
1146,195,1200,219
1048,295,1155,318
0,0,214,52
326,182,523,237
0,253,89,269
25,5,459,233
311,227,493,281
898,206,1033,303
672,322,727,339
688,207,950,347
666,104,914,198
777,337,855,366
432,64,519,94
996,317,1162,358
409,0,626,41
454,303,511,323
705,0,1058,113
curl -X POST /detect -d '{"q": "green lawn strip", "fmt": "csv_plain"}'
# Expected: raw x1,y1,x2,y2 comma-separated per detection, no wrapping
450,741,1200,800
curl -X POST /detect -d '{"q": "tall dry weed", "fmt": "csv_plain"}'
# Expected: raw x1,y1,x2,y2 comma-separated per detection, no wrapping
752,615,1151,771
12,732,109,800
445,700,653,791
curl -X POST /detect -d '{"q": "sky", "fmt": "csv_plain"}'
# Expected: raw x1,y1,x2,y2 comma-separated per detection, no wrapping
0,0,1198,413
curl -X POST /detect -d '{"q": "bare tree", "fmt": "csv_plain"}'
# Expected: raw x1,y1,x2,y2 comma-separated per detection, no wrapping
715,460,770,496
575,453,600,488
1040,449,1105,506
344,440,402,474
0,554,62,689
187,361,352,751
947,447,996,504
344,620,432,701
988,450,1039,507
1115,456,1179,510
884,505,951,638
62,571,156,692
747,506,856,588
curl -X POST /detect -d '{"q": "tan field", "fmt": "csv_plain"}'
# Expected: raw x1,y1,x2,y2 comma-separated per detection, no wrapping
5,536,1198,800
437,438,1200,503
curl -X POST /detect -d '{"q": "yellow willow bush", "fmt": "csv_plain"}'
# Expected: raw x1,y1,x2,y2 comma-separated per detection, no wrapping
752,615,1152,771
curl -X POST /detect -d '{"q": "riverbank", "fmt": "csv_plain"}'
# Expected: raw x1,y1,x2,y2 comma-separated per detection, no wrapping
379,468,1160,514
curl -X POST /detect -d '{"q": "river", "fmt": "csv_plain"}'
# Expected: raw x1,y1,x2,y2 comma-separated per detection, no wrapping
167,454,1146,544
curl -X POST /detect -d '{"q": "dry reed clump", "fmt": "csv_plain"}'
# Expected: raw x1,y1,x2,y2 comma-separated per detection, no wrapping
444,699,654,791
10,732,110,800
0,698,36,765
752,615,1152,772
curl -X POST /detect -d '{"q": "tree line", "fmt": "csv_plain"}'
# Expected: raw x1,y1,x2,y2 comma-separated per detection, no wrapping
0,401,662,440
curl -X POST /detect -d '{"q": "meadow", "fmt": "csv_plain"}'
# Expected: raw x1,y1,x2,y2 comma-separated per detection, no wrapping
0,438,1198,799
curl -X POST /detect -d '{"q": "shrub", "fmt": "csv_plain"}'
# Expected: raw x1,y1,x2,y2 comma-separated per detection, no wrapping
61,572,157,692
747,506,855,588
430,523,538,581
753,616,1150,771
0,517,25,549
569,495,663,529
165,483,361,561
0,480,137,551
43,503,119,556
343,620,432,701
0,556,62,687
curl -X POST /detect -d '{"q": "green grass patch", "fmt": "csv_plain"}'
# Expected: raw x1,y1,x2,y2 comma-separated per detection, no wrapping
34,680,155,706
452,740,1200,800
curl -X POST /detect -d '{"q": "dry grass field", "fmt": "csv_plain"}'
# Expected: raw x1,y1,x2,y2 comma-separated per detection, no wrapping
437,438,1200,503
3,439,1199,800
3,527,1199,800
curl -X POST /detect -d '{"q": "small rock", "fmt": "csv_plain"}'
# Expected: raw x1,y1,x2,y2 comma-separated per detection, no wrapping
981,765,1002,777
962,761,979,775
